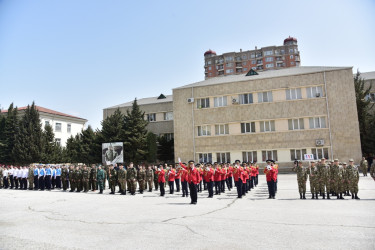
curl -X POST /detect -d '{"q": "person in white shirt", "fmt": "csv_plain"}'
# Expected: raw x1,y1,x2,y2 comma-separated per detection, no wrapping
3,167,9,188
13,167,19,189
22,166,28,190
17,167,23,189
8,166,14,189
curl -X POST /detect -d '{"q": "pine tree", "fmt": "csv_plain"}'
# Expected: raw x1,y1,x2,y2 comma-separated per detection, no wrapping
41,124,56,163
354,71,374,154
97,108,126,143
65,134,83,163
123,99,148,164
0,104,19,164
146,132,157,163
157,135,174,163
81,126,101,164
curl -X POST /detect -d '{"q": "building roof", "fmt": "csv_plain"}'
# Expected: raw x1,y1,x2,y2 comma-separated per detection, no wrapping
174,66,352,90
1,105,87,121
359,71,375,80
105,94,173,109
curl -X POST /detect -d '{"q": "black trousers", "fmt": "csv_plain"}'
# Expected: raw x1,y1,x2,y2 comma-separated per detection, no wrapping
198,181,202,192
275,179,278,192
207,181,214,197
168,181,174,194
267,180,276,197
45,175,51,190
228,177,233,189
189,182,197,203
10,175,14,188
22,178,27,190
56,176,61,189
39,177,45,190
242,181,246,195
225,178,231,190
236,180,242,198
181,181,188,196
255,175,259,186
3,177,9,188
159,182,165,196
52,177,55,189
215,181,221,194
34,176,39,189
221,180,226,192
14,177,19,189
175,179,180,192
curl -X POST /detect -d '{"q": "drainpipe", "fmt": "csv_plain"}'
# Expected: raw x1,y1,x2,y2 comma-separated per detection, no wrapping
323,71,334,159
191,87,196,162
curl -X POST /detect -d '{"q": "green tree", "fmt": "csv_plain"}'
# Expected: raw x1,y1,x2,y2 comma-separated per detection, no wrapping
146,132,157,163
97,108,126,143
0,104,19,164
81,126,101,164
41,124,56,163
157,135,174,163
123,99,148,164
354,71,374,154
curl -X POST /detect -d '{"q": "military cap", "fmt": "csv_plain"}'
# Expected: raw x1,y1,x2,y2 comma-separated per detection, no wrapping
321,157,326,160
334,159,339,162
188,160,194,163
349,159,354,162
235,160,241,163
343,162,347,165
310,160,315,163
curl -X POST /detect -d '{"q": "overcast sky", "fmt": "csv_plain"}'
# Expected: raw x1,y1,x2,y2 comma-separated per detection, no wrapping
1,0,374,130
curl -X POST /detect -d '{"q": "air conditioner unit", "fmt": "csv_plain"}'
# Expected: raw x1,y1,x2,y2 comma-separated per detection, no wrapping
315,139,324,146
316,93,321,97
232,98,239,104
187,98,194,103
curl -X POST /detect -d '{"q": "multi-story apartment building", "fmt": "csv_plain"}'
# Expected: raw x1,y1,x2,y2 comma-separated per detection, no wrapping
204,37,300,79
173,66,361,169
1,106,87,147
103,94,174,140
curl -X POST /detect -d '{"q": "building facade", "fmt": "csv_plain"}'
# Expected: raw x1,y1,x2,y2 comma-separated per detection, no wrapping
204,37,301,79
360,71,375,114
103,94,174,139
1,106,87,147
173,66,362,169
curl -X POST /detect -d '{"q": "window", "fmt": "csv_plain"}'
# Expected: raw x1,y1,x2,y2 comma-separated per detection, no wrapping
251,60,256,64
266,63,274,68
55,138,61,146
309,117,326,129
290,149,307,161
286,88,302,100
226,62,233,67
290,55,294,59
262,150,278,161
208,66,212,70
288,118,305,130
243,67,247,71
217,152,231,163
291,62,295,65
250,53,255,58
224,56,233,62
198,125,211,136
264,50,273,56
197,98,210,108
55,123,62,132
242,55,247,60
289,49,294,53
239,93,253,104
306,86,323,98
207,60,212,65
214,96,227,107
147,113,156,122
258,91,273,103
260,120,275,132
67,124,71,133
161,133,174,141
242,62,247,66
198,153,212,163
365,93,375,102
45,121,50,127
164,112,173,121
242,151,257,163
311,148,329,160
265,57,273,62
226,69,234,73
215,124,229,135
241,122,256,133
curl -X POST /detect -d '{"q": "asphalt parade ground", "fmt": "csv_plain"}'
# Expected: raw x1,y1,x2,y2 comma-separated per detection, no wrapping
0,174,374,250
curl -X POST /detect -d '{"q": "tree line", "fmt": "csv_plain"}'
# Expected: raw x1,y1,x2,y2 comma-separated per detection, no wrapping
0,100,174,165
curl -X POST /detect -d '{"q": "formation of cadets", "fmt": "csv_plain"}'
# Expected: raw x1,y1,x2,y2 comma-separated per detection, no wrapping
292,157,375,200
1,156,374,204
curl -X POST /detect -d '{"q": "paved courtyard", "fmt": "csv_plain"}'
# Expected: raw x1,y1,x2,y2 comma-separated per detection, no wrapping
0,174,374,250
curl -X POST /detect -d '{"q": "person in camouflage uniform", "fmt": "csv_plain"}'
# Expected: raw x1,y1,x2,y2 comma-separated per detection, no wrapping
307,161,319,199
317,158,330,199
76,166,83,192
61,165,69,191
360,157,368,177
370,161,375,180
127,163,137,195
109,165,117,194
292,161,307,199
27,165,34,190
82,165,90,192
342,163,350,196
103,167,107,190
97,166,105,194
137,166,146,194
153,166,159,191
0,166,3,188
347,159,360,199
117,164,127,195
330,159,341,198
337,162,345,199
90,164,97,191
146,165,154,192
69,166,76,192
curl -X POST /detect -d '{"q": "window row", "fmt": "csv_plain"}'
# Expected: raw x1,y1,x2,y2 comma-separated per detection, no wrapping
44,121,71,133
290,148,330,161
146,112,173,122
196,86,324,109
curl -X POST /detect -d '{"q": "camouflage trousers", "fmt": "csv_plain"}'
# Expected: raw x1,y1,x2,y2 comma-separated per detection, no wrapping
77,180,83,191
28,178,33,189
128,179,137,193
297,179,306,193
138,180,145,191
82,179,89,192
309,179,318,194
97,179,104,190
62,178,68,190
0,177,3,187
349,180,359,193
70,180,76,191
90,179,97,191
118,179,126,192
330,179,340,194
342,180,349,192
362,166,367,175
109,179,117,193
147,179,153,191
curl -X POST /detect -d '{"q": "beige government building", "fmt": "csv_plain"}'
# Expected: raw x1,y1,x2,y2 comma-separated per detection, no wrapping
104,66,362,169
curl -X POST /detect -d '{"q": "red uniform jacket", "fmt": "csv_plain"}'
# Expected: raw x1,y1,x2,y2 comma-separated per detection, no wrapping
233,167,242,182
175,169,181,179
204,168,214,182
227,166,233,177
264,167,277,181
214,169,222,182
221,168,227,180
181,169,188,182
242,169,249,183
157,169,166,183
251,166,257,177
168,169,176,182
179,163,200,185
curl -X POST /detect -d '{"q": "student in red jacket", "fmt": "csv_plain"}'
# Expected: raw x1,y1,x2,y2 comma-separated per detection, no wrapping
204,163,214,198
180,166,189,197
175,164,181,192
264,160,277,199
168,167,176,194
156,165,166,196
214,163,222,195
226,163,233,190
179,158,199,204
254,161,259,186
233,160,243,198
242,164,249,195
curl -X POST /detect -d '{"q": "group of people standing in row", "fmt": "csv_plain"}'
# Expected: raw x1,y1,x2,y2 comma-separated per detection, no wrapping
293,157,375,200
